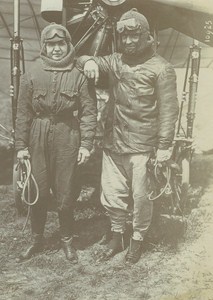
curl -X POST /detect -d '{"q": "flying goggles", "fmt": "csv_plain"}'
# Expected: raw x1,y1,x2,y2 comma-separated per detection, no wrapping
116,18,141,33
44,27,66,42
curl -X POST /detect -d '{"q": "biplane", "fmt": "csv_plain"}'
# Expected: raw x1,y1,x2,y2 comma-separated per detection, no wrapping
7,0,213,216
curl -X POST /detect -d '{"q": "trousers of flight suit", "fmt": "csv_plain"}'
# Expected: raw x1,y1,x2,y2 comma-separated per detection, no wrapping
29,116,79,237
101,150,153,241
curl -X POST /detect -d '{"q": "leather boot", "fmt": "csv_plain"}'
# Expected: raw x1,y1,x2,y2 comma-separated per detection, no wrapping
17,233,43,262
61,237,78,263
125,238,143,264
97,232,124,262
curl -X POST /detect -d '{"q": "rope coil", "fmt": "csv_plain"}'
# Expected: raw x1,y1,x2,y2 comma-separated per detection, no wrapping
16,158,39,230
148,158,181,201
148,161,172,201
19,159,39,206
148,164,172,201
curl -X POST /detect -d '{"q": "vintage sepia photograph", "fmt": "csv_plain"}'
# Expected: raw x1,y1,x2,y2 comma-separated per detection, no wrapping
0,0,213,299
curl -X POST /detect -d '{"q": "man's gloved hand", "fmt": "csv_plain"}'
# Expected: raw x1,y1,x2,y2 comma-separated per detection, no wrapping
84,60,99,85
78,147,90,165
156,149,172,162
17,148,30,164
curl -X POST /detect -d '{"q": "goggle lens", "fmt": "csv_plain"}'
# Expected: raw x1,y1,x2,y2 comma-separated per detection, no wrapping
116,18,140,33
45,28,66,40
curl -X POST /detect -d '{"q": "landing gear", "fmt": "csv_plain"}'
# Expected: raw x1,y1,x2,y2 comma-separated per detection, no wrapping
171,40,201,214
171,142,192,215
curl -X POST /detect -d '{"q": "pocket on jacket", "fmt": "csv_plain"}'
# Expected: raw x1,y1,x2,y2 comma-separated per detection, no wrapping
33,89,47,102
60,90,79,110
136,87,154,97
60,90,79,101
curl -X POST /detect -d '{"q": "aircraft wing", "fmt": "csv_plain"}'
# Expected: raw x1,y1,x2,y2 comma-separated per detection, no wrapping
126,0,213,46
41,0,213,46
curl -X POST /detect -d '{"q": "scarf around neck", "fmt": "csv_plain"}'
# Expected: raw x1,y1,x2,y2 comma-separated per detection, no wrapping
40,43,76,71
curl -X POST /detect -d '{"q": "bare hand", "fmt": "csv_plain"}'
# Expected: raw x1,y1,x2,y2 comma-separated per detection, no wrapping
77,147,90,165
17,149,30,164
84,60,99,85
156,149,172,162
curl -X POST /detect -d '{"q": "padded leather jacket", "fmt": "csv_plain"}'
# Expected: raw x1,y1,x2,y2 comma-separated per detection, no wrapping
78,50,179,153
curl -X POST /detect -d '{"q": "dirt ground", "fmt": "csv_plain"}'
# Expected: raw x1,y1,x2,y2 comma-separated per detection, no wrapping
0,152,213,300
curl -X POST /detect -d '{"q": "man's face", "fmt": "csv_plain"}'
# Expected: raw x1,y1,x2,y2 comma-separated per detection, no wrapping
45,39,68,61
120,29,148,55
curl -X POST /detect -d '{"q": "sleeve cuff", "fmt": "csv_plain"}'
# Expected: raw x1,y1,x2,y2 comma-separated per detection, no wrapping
80,141,93,152
15,140,27,152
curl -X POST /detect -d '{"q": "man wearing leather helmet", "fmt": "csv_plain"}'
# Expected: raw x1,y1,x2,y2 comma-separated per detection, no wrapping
15,23,97,263
77,8,179,264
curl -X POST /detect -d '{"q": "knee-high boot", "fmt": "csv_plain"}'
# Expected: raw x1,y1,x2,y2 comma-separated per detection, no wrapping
58,209,78,263
17,202,47,262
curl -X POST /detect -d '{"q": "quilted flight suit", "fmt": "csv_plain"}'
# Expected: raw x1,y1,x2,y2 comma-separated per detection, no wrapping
15,60,97,236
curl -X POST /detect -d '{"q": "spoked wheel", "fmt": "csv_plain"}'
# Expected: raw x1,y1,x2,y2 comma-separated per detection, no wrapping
171,145,191,214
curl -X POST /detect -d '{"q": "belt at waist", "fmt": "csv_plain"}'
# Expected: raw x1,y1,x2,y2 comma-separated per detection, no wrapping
35,112,73,124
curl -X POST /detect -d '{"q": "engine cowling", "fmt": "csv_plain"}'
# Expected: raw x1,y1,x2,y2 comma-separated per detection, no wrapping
101,0,126,6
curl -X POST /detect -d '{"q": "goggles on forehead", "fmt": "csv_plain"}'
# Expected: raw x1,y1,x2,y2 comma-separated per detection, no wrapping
116,18,141,33
45,27,66,41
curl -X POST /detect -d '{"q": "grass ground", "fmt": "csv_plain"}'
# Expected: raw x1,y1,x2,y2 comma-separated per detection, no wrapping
0,153,213,300
1,75,213,299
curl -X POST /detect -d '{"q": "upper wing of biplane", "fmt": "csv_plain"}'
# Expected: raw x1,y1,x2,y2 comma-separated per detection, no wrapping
41,0,213,47
132,0,213,47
